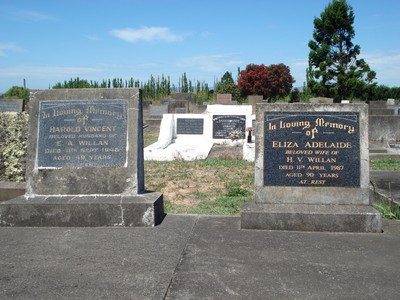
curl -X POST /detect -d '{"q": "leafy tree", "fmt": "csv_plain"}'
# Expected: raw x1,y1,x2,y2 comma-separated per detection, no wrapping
307,0,376,101
238,63,295,101
215,71,241,102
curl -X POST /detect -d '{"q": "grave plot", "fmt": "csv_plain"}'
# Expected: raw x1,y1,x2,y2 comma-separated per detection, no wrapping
144,105,253,161
241,103,382,232
0,89,164,227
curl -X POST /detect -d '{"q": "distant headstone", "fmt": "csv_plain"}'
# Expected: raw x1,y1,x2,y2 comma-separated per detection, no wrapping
0,99,23,112
149,104,168,117
216,94,232,105
168,100,188,113
309,97,334,104
369,101,386,108
0,88,164,227
247,95,263,113
175,107,187,114
213,115,245,139
170,93,196,103
176,118,204,135
241,103,382,233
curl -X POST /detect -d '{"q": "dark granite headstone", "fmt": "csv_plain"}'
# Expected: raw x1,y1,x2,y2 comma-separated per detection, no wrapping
241,103,382,233
37,100,128,168
263,111,360,187
212,115,245,139
176,118,204,135
0,99,23,112
0,89,164,227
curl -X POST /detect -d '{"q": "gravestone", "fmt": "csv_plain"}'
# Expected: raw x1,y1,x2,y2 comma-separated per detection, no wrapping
175,107,187,114
212,115,246,139
247,95,263,113
216,94,232,105
0,99,23,112
241,103,382,232
149,104,168,117
309,97,334,104
0,88,164,227
176,118,204,135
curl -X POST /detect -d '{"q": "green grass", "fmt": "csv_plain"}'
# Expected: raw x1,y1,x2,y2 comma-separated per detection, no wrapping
370,159,400,171
144,159,254,215
373,200,400,220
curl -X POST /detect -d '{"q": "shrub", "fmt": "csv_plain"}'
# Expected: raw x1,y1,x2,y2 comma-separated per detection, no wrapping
0,112,29,182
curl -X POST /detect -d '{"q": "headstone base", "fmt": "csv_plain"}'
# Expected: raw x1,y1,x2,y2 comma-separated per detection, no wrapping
240,202,382,233
0,192,164,227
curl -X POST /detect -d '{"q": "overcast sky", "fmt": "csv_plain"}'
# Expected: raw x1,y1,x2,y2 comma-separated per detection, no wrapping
1,0,399,93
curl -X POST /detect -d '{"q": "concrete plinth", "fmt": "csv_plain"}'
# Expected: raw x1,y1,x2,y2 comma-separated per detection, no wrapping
241,202,382,233
0,192,164,227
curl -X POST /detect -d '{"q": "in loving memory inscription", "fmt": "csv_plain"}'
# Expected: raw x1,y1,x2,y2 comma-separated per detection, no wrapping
264,112,360,187
37,100,128,168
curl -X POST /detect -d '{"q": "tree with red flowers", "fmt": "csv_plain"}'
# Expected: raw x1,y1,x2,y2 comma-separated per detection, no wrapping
238,63,295,101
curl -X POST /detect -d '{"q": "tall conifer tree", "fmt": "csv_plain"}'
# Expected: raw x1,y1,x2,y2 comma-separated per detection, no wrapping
307,0,376,101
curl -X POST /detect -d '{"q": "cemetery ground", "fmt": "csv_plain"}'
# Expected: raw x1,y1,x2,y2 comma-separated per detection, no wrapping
143,130,400,218
144,130,253,215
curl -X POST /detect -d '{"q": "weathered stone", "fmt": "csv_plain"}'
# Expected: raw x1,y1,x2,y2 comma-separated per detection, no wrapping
0,89,164,227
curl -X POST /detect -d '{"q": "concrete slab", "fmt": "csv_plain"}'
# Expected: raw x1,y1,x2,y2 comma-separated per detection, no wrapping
166,216,400,300
240,202,382,232
0,214,197,299
0,192,164,227
0,214,399,299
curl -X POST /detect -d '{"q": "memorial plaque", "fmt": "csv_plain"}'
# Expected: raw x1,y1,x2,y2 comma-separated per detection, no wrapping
37,100,128,168
264,111,360,187
213,115,245,139
176,118,204,135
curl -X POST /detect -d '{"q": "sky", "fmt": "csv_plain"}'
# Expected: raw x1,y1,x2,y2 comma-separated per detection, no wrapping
1,0,400,94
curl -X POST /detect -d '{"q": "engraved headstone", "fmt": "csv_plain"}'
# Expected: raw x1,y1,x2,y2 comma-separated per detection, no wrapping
212,115,246,139
176,118,204,135
0,89,164,227
241,103,382,232
0,99,23,112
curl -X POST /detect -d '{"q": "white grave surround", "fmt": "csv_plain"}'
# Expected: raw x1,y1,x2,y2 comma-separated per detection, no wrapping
144,105,253,161
243,114,256,161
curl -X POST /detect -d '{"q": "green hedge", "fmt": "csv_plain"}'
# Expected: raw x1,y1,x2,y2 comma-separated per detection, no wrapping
0,112,29,182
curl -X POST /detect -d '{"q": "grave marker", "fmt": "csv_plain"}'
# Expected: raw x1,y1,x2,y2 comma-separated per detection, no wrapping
241,103,382,232
216,94,232,105
176,118,204,135
0,99,23,112
212,114,246,139
0,89,164,227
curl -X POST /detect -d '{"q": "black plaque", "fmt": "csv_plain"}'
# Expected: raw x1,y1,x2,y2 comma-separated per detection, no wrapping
213,115,246,139
37,100,128,168
264,112,360,187
176,118,204,134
